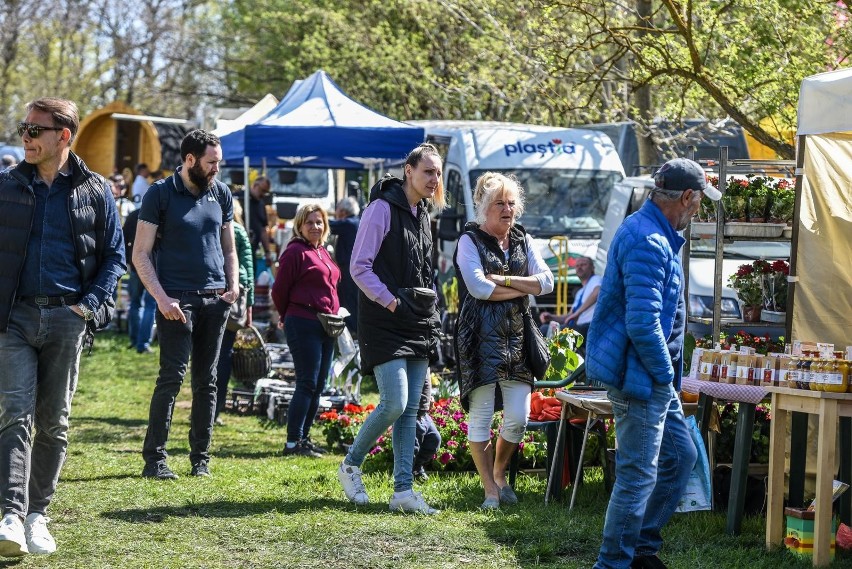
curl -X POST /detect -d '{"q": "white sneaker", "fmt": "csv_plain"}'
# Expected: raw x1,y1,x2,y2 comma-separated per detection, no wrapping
389,490,439,514
24,513,56,555
0,513,28,557
337,462,369,505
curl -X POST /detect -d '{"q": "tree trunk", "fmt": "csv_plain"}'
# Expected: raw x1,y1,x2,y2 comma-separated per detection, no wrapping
633,0,656,175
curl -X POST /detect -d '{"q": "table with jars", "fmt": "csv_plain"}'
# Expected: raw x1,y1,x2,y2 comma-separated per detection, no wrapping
764,353,852,567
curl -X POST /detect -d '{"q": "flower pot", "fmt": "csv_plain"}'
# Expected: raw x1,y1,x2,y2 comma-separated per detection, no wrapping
743,305,762,323
762,309,786,323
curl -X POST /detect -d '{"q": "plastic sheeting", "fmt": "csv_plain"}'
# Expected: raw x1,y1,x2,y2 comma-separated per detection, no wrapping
791,133,852,349
798,68,852,136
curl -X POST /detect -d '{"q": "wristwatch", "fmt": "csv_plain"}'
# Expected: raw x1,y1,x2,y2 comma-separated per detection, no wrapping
76,303,94,321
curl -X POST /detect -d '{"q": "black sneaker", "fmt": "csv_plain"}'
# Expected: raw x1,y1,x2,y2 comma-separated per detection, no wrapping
190,462,211,477
631,554,667,569
413,466,429,483
142,462,179,480
282,441,322,458
301,438,327,455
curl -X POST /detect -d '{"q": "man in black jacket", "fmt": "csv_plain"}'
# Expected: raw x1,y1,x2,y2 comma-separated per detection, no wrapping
0,98,125,558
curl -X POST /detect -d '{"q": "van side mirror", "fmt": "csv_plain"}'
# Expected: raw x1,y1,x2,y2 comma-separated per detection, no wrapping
278,170,298,185
437,213,462,241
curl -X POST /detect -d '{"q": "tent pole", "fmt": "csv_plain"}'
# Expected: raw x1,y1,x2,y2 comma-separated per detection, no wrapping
243,156,250,243
786,134,806,342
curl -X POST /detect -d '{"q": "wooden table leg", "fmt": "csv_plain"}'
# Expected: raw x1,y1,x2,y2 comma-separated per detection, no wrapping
813,398,838,567
727,402,756,535
766,394,788,551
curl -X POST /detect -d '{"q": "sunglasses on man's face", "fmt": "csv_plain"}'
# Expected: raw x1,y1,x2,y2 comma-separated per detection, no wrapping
17,122,64,139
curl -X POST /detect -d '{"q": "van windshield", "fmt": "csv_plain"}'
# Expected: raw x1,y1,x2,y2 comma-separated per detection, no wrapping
470,169,621,238
221,167,329,198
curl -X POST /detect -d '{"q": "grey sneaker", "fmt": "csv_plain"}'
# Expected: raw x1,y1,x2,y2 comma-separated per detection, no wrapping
337,462,369,505
499,485,519,505
24,513,56,555
190,462,211,477
480,497,500,511
0,513,28,557
389,490,439,514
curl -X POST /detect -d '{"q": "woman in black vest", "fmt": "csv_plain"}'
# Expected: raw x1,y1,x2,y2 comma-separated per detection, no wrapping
336,144,445,514
454,172,554,510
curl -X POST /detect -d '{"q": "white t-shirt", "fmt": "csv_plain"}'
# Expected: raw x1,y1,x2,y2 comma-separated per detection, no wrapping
573,274,602,325
132,175,150,202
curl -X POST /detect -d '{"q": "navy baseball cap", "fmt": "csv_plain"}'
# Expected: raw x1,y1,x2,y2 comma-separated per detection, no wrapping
653,158,722,201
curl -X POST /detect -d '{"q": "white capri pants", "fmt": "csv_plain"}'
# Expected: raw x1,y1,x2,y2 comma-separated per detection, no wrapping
467,380,532,444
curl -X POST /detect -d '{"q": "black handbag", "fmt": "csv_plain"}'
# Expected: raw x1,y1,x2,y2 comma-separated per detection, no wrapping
226,285,249,332
397,287,437,317
317,312,346,338
523,309,551,380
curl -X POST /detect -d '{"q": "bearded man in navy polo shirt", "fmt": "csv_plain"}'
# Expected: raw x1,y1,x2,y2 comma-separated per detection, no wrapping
134,129,238,480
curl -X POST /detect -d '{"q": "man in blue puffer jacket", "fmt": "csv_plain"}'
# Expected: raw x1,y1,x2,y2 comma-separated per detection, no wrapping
588,158,722,569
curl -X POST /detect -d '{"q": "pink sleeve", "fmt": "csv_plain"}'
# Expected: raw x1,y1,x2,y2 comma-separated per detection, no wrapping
350,200,395,308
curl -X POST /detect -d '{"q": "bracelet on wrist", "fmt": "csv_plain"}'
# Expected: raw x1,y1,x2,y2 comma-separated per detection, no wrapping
504,276,511,287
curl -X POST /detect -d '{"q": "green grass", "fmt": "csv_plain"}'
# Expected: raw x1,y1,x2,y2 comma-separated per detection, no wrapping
4,332,849,568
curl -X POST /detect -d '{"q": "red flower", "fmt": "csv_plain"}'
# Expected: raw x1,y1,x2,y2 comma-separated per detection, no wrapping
736,265,753,277
343,403,363,414
771,260,790,275
339,415,351,427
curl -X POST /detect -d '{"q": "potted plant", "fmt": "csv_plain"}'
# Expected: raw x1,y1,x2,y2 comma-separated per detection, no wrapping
769,179,795,224
728,260,770,321
762,259,789,320
745,176,773,222
722,177,749,221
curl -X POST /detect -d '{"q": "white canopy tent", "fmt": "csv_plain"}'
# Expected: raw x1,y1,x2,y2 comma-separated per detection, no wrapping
790,68,852,348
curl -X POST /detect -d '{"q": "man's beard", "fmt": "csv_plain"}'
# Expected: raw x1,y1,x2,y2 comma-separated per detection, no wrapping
188,161,214,190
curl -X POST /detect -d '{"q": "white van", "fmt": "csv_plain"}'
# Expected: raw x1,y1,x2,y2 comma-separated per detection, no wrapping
415,120,626,311
220,166,335,220
598,176,790,321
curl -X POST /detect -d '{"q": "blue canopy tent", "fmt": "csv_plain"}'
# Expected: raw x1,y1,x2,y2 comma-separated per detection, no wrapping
220,70,424,220
220,70,424,170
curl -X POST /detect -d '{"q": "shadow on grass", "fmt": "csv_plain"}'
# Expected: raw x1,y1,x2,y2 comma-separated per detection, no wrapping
101,498,390,523
73,416,148,428
0,558,24,568
474,475,610,568
61,473,139,482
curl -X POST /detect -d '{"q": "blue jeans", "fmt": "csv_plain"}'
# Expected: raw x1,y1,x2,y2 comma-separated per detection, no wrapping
142,291,229,466
0,301,87,518
284,316,335,443
594,381,697,569
413,413,441,471
345,358,428,492
127,271,157,351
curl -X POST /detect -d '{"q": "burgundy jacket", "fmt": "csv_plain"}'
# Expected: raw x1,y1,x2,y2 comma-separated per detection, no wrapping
271,238,341,321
